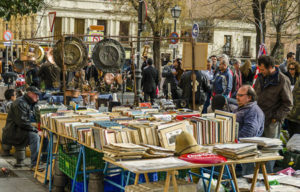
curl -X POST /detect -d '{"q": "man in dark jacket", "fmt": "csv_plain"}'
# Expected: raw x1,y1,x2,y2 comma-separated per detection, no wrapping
84,58,99,84
141,58,159,104
254,55,293,173
179,70,210,111
235,85,264,175
162,58,183,99
2,86,40,168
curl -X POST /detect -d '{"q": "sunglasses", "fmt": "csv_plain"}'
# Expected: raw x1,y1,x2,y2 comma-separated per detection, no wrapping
289,68,295,70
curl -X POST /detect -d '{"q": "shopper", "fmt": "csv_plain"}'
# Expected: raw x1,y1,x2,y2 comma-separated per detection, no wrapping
231,58,242,98
279,52,295,74
284,61,300,88
213,57,233,98
84,58,99,83
179,70,210,112
254,55,293,173
141,58,159,104
162,58,183,99
2,86,41,169
240,59,254,85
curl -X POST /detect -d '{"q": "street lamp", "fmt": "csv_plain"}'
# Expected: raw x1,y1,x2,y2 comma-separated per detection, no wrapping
171,5,181,60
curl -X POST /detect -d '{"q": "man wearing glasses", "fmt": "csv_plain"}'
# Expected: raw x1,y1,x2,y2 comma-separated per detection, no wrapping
235,85,264,175
254,55,293,172
279,52,295,73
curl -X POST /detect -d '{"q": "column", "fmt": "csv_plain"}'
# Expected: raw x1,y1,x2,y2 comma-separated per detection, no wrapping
70,18,75,34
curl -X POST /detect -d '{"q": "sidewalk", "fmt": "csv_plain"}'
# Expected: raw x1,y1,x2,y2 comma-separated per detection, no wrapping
0,155,47,192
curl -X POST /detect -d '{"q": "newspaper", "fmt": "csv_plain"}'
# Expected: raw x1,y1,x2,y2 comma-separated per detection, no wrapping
120,157,192,172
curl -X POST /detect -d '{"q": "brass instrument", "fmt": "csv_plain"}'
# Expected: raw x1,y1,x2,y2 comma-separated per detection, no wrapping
142,45,150,57
20,42,44,63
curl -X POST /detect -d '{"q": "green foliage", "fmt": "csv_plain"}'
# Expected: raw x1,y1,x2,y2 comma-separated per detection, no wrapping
0,0,44,21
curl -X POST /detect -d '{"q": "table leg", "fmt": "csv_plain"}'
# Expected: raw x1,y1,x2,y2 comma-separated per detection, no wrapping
171,171,178,192
34,129,45,178
134,173,140,185
216,165,225,192
144,173,149,183
261,162,270,192
230,164,240,192
164,172,171,192
250,162,261,192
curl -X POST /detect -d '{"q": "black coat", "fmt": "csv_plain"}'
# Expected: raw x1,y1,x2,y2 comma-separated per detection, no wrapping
141,65,159,93
84,65,99,82
179,71,210,105
2,95,38,147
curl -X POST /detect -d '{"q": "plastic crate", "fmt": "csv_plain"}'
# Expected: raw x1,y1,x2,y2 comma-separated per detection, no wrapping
58,144,105,181
158,169,189,181
71,179,88,192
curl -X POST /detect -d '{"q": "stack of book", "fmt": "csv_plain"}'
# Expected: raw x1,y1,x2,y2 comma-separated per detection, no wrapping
190,110,238,145
214,143,258,159
141,144,174,158
239,137,282,156
103,143,148,161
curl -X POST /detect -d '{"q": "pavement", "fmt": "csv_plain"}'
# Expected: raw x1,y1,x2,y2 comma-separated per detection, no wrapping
0,155,48,192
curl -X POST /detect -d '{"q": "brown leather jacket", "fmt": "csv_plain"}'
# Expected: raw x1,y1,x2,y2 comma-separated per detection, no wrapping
254,68,293,124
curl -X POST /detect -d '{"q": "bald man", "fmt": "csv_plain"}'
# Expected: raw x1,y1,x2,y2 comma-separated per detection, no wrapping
235,85,264,138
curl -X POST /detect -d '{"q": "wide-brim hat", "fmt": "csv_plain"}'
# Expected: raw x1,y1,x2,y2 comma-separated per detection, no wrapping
175,131,202,156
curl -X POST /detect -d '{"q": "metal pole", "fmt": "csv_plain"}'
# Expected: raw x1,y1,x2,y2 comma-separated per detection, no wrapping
5,23,9,73
192,38,196,111
134,0,143,106
173,19,177,60
62,36,66,105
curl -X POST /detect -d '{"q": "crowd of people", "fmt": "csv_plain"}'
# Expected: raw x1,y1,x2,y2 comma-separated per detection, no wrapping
141,52,298,174
0,50,299,174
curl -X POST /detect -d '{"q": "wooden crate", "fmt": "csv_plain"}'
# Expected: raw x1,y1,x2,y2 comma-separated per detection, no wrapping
125,180,197,192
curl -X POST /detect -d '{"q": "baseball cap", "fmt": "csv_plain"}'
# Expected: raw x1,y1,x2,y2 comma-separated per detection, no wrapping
26,86,41,95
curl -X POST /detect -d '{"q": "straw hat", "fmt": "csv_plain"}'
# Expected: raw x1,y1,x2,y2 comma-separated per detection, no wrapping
175,131,202,156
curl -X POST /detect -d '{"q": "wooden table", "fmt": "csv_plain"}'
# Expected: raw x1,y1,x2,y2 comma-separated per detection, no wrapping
103,155,283,192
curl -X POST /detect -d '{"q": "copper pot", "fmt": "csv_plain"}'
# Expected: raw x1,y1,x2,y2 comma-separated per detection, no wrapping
104,73,115,85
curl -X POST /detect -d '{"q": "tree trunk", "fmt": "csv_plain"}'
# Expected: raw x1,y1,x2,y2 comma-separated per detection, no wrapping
252,0,268,59
153,31,161,82
270,26,281,57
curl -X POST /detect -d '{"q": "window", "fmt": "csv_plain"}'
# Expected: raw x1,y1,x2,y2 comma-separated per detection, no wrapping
74,18,85,38
54,17,62,40
223,35,232,56
119,21,129,42
242,36,251,57
198,20,213,43
97,20,107,36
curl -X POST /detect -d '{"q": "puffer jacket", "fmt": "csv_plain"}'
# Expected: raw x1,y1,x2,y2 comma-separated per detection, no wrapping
213,67,233,98
235,101,264,138
2,94,38,147
254,67,293,124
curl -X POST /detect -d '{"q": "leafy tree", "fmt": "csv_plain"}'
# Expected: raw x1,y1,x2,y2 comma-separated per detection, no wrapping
120,0,182,77
0,0,45,21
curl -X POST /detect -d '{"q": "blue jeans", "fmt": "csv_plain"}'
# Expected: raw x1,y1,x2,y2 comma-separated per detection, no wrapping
28,131,40,167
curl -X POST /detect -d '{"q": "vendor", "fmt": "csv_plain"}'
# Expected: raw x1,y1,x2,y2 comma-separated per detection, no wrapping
2,86,41,169
235,85,264,175
38,49,61,90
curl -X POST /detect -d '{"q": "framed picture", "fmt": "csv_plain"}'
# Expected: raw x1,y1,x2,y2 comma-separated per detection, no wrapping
159,122,187,150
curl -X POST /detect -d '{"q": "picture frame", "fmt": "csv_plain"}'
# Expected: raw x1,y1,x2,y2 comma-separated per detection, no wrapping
159,122,187,149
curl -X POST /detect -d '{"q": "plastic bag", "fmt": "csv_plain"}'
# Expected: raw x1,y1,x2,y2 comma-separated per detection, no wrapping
197,173,225,192
287,134,300,152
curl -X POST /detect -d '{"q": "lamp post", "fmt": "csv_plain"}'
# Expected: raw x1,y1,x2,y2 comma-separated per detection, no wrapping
171,5,181,60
